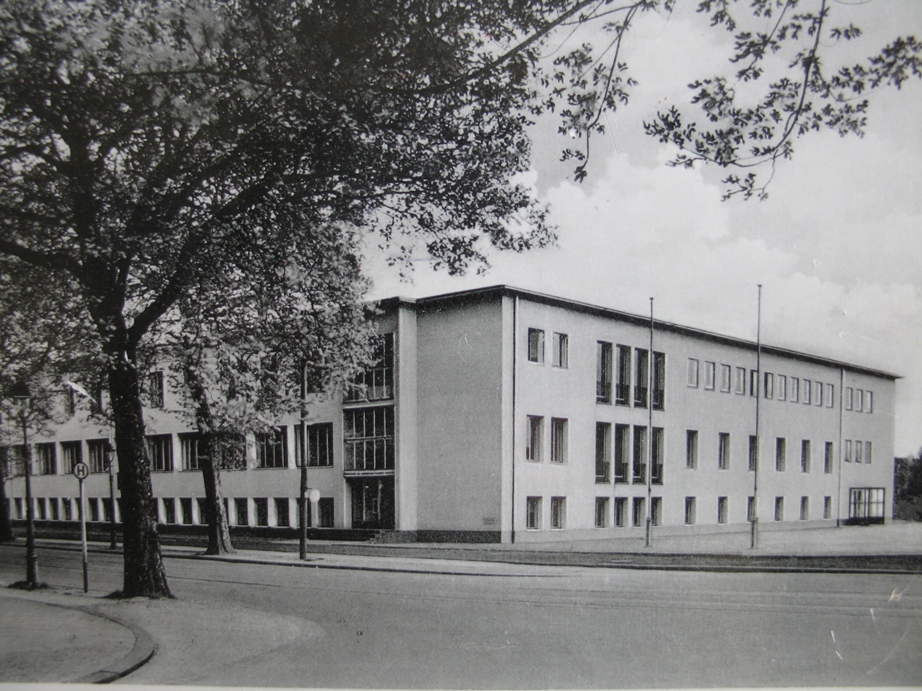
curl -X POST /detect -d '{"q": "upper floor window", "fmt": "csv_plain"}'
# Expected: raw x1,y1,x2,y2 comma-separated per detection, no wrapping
686,429,698,469
749,434,758,472
802,379,812,405
147,371,165,409
687,358,699,388
255,427,287,469
777,375,787,401
801,439,811,473
866,391,873,413
552,333,568,369
735,367,746,395
595,423,611,483
180,433,203,471
814,382,823,407
634,348,649,408
306,423,334,467
61,441,82,473
526,415,543,462
527,328,545,364
775,437,786,472
651,427,664,485
36,443,56,475
550,418,568,464
88,438,112,474
856,389,864,412
704,361,715,390
718,432,730,470
652,352,665,411
344,406,394,471
146,434,173,472
596,342,612,404
749,370,758,397
825,383,834,408
824,441,834,474
845,387,853,410
616,345,631,405
763,372,773,399
790,377,800,403
346,333,394,402
719,364,731,393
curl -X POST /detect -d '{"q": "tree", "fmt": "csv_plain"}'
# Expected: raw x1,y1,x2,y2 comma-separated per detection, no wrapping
894,448,922,521
0,0,918,597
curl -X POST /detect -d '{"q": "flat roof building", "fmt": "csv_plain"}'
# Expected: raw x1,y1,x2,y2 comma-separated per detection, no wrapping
6,286,897,543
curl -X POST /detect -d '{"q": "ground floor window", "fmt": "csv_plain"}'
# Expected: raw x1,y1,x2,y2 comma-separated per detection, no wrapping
800,496,809,521
774,497,784,522
824,496,832,519
684,497,696,525
595,497,609,528
319,498,334,528
275,498,290,527
526,496,542,530
235,497,248,526
632,497,645,527
614,498,626,527
651,497,662,526
255,498,269,526
550,496,566,529
717,497,728,524
180,497,193,525
847,487,885,525
351,477,394,529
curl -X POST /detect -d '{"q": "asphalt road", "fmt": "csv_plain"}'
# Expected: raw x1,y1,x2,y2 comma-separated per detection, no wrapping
1,545,920,688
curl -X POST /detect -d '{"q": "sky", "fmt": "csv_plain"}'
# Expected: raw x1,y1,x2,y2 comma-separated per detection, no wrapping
364,1,922,457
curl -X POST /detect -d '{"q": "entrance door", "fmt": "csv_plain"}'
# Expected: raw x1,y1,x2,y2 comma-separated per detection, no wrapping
351,477,395,529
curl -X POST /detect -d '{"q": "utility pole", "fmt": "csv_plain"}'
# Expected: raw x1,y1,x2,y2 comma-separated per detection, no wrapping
751,285,762,549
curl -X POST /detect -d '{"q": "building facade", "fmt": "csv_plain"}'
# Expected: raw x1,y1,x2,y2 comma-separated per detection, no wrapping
5,286,896,543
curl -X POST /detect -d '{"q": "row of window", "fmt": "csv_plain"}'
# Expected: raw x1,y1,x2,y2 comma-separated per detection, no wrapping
6,495,335,528
594,423,663,485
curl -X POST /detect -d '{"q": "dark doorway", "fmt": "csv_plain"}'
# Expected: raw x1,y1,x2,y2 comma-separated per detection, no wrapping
351,477,395,529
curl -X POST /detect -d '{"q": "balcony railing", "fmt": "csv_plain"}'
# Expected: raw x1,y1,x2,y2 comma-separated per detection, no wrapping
634,386,648,408
652,463,664,485
595,464,611,484
596,380,612,404
615,384,630,406
614,463,629,484
632,463,646,484
652,388,664,411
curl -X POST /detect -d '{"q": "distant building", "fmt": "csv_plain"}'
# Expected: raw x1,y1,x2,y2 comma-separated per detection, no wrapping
6,286,896,542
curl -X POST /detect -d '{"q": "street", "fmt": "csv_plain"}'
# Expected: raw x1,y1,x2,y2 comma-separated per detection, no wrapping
1,544,920,688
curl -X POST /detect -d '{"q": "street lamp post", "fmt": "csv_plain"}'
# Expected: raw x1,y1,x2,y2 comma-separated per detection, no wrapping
11,381,39,588
106,443,117,550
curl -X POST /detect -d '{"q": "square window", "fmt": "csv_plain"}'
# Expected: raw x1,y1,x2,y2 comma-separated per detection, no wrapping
704,361,716,390
774,497,784,522
684,497,696,525
719,364,731,393
717,497,728,524
527,328,545,364
686,358,699,388
526,416,543,462
526,496,542,529
686,430,698,469
550,418,568,464
595,497,609,528
735,367,746,395
552,333,568,368
550,496,566,529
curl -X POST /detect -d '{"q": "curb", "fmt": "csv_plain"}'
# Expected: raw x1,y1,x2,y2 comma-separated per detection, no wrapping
69,606,157,684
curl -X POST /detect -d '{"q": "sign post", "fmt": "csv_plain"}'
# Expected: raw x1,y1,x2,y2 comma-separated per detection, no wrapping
73,462,89,593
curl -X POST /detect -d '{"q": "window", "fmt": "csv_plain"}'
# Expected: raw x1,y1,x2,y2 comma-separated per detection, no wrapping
62,441,82,473
159,498,173,524
866,391,873,413
845,439,852,462
254,498,269,526
800,496,809,521
146,435,173,472
774,497,784,522
801,440,811,473
814,382,823,407
275,498,290,527
614,425,629,483
719,364,731,393
848,487,885,524
856,389,864,412
147,371,165,409
550,497,566,529
748,496,756,522
180,433,203,471
718,432,729,470
687,358,699,388
632,497,645,527
763,372,773,399
552,333,568,368
685,497,696,525
803,379,811,405
749,370,759,397
652,352,665,410
790,377,799,403
234,498,248,526
651,427,664,485
318,498,334,527
526,496,542,529
36,443,56,475
865,441,872,464
595,497,609,528
749,435,758,472
634,348,649,407
256,427,287,468
824,442,834,474
596,342,613,403
651,497,662,526
527,328,545,364
855,439,863,464
550,418,568,464
62,498,72,521
88,438,110,474
344,407,394,471
616,345,631,405
777,375,787,401
614,498,627,527
306,423,334,467
826,384,835,408
717,497,728,524
775,437,786,472
346,333,395,402
824,496,832,519
845,387,853,410
686,430,698,469
90,497,101,522
177,497,191,525
595,423,611,483
633,426,647,484
735,367,746,395
526,416,543,462
704,361,716,390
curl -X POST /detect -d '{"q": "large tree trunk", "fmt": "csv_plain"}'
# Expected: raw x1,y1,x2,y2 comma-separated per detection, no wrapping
108,358,171,598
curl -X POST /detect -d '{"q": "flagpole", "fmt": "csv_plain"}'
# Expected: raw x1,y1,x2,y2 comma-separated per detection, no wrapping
751,285,762,549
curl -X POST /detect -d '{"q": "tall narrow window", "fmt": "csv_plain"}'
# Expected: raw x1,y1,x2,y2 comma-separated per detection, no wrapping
687,358,699,388
775,437,786,472
550,496,566,529
595,497,609,528
651,497,662,526
814,382,823,407
763,372,773,399
748,496,756,522
749,370,758,397
616,345,631,405
774,496,784,522
865,441,872,464
632,497,645,527
790,377,799,403
686,430,698,469
180,433,203,471
803,379,811,405
845,439,852,462
651,427,664,485
595,423,611,483
596,342,612,404
704,361,716,390
89,438,112,474
845,387,853,410
633,426,647,484
526,497,542,529
801,440,811,473
526,416,543,462
777,375,787,401
634,348,649,408
718,432,730,470
719,364,731,393
36,443,56,476
684,497,696,525
826,384,835,408
824,496,832,519
824,442,834,474
256,427,287,468
528,328,545,364
855,439,863,463
61,441,82,473
306,423,334,467
800,496,809,521
147,371,165,409
866,391,873,413
652,352,665,410
735,367,746,395
749,435,758,472
614,498,627,527
146,434,173,472
550,418,568,464
614,424,629,483
717,497,728,524
856,389,864,412
552,333,568,368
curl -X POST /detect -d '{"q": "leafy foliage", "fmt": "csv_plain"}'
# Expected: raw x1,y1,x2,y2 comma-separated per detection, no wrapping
894,449,922,521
